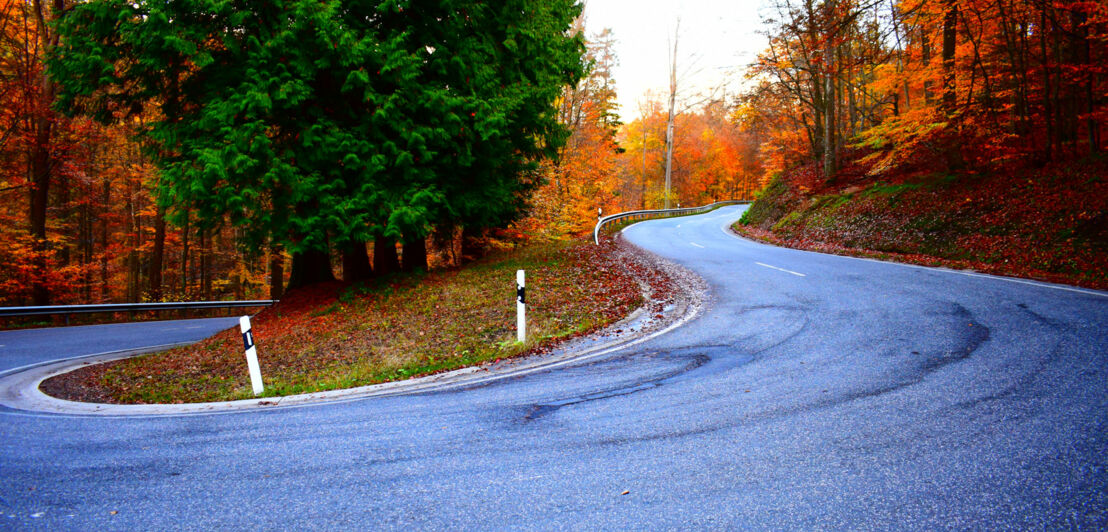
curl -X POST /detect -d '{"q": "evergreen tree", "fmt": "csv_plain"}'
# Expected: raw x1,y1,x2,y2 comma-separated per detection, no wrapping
50,0,584,288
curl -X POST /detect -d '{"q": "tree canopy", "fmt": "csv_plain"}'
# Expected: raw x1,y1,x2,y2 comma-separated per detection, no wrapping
50,0,585,287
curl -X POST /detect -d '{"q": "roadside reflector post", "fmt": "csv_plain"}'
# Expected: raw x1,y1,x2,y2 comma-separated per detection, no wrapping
516,270,526,343
239,315,264,396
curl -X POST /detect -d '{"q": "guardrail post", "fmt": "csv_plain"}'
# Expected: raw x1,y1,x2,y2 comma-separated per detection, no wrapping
239,315,265,396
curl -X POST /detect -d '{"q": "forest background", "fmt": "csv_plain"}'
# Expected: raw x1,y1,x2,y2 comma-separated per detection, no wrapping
1,0,1104,307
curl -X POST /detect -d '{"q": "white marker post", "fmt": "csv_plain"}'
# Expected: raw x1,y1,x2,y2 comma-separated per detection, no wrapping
239,315,264,396
516,269,526,343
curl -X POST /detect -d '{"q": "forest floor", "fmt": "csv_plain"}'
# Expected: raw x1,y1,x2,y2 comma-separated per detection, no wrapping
42,238,676,404
734,152,1108,290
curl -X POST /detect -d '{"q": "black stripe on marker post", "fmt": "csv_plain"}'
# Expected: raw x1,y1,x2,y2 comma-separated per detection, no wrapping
242,330,254,351
517,286,526,305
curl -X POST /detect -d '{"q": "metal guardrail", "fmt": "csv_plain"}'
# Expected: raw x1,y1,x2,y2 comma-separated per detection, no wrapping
0,300,277,319
593,200,751,244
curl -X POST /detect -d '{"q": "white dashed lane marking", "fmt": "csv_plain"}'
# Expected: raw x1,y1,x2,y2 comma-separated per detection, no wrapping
755,262,806,277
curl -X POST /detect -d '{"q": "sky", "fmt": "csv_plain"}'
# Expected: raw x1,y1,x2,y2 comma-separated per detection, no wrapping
581,0,774,122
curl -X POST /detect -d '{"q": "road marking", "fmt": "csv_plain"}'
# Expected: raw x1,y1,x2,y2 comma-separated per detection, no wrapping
0,342,193,379
755,262,806,277
690,242,705,248
0,292,707,417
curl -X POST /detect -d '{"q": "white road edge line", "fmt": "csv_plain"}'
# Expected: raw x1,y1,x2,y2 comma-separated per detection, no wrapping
690,242,705,248
718,216,1108,298
0,342,193,379
755,262,806,277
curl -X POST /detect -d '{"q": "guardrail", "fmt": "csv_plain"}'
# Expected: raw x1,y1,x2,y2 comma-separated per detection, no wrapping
593,200,751,244
0,300,277,323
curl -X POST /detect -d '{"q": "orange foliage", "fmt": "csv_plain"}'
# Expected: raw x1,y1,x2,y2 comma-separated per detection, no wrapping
0,0,276,306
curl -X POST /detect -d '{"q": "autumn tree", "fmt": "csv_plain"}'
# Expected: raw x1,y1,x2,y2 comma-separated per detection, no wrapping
524,24,623,237
744,0,1105,177
618,97,764,210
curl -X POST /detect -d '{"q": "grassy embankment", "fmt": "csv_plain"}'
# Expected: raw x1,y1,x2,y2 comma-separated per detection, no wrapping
43,239,664,404
734,155,1108,289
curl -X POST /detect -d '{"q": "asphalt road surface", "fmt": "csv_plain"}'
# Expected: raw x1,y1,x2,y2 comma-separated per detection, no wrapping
1,205,1106,530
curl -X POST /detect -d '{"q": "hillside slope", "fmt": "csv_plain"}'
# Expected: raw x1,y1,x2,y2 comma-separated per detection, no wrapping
735,155,1108,289
42,239,678,403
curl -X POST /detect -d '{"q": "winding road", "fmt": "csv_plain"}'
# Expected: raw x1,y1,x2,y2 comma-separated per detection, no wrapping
1,205,1106,529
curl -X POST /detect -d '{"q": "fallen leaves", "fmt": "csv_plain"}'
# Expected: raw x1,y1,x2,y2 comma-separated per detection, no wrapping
42,238,664,404
737,156,1108,289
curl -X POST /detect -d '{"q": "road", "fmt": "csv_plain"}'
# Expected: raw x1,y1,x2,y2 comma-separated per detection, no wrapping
1,205,1106,529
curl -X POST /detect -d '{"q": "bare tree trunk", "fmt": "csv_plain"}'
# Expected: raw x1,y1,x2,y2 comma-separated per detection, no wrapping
640,122,648,209
664,20,679,210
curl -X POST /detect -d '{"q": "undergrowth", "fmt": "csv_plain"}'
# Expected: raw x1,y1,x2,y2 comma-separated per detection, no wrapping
735,156,1108,288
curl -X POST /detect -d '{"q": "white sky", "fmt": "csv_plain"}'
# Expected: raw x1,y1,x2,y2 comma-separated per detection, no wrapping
581,0,774,121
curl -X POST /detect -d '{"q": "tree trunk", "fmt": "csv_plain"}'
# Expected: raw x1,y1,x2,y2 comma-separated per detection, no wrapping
79,201,92,302
181,211,190,296
1074,8,1096,152
27,0,62,306
99,176,110,301
200,228,211,300
286,248,334,290
373,238,400,276
431,225,458,268
921,25,934,105
640,124,648,209
664,22,679,210
269,245,284,300
401,236,428,273
342,241,373,282
1039,8,1055,160
941,0,963,170
125,176,139,302
822,39,837,178
148,203,166,300
459,227,486,263
941,0,958,116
